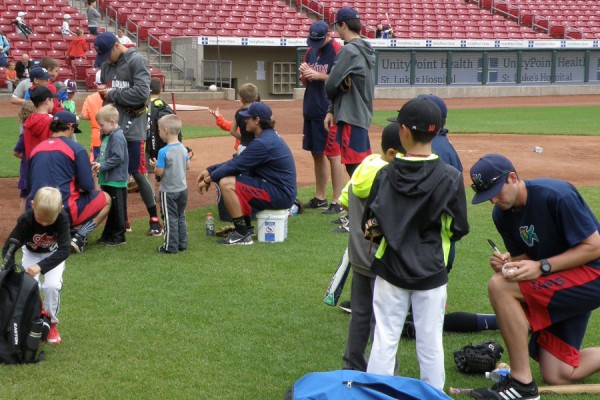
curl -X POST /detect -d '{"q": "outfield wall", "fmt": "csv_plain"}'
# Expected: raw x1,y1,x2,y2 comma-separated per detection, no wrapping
172,37,600,100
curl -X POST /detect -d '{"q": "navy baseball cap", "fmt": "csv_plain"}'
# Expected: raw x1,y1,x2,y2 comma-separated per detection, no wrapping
53,110,82,133
94,32,118,66
334,7,360,24
470,154,515,204
29,67,53,82
387,97,442,135
307,21,328,48
417,94,448,119
239,102,272,120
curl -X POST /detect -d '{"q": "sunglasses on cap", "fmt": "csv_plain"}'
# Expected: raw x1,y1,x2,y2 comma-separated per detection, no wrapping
471,171,510,193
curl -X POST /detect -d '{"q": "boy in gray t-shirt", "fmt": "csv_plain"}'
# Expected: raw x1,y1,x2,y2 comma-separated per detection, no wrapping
149,114,190,253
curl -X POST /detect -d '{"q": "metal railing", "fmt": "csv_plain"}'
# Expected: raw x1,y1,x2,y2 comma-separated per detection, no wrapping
170,50,190,92
492,0,520,23
565,26,584,40
532,15,551,34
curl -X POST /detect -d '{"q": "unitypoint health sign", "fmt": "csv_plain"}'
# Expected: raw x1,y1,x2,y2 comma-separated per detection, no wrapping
377,50,597,85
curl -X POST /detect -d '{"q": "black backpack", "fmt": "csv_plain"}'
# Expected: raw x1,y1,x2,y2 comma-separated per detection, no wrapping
0,239,46,364
146,98,181,159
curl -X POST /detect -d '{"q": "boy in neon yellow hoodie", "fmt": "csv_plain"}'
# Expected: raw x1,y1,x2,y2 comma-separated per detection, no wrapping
340,122,404,371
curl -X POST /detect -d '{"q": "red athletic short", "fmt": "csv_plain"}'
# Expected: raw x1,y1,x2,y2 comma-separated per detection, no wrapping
519,265,600,366
336,122,371,165
234,176,294,216
127,140,147,174
68,190,107,226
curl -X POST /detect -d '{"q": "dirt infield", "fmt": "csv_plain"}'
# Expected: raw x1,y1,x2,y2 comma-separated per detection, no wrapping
1,95,599,242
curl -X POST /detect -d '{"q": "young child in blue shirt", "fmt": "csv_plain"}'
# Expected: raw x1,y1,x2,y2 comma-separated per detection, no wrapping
149,114,190,253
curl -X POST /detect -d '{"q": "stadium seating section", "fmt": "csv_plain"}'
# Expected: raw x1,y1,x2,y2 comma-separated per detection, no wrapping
1,0,599,87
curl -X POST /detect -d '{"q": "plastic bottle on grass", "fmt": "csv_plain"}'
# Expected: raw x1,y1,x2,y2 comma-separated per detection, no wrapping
205,213,214,236
485,368,510,382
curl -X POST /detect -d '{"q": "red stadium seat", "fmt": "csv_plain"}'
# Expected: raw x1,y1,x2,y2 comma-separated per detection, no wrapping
71,58,93,81
56,67,73,81
149,68,165,89
29,49,46,59
157,34,173,53
52,41,70,51
85,67,100,89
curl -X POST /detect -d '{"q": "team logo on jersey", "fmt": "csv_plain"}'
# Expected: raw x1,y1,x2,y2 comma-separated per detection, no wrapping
519,225,539,247
29,232,58,251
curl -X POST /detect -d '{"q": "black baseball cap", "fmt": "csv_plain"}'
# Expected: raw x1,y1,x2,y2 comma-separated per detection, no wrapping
29,86,54,104
387,97,442,135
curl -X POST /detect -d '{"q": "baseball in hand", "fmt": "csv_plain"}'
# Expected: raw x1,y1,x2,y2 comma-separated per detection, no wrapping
502,265,518,278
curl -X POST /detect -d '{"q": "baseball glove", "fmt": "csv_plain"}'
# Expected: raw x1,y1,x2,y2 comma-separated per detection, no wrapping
453,341,503,374
215,224,235,237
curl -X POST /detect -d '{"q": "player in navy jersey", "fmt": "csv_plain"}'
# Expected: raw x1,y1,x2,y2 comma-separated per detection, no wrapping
28,111,111,253
469,154,600,400
299,21,345,213
197,102,297,245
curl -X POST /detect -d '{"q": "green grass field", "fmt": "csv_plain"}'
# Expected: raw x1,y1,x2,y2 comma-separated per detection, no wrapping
2,187,599,399
2,105,600,399
0,118,227,177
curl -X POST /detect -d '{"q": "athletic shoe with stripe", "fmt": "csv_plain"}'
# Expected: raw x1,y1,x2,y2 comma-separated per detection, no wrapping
339,301,351,314
47,323,61,345
70,233,86,253
305,197,328,209
322,202,343,214
147,217,163,236
470,374,539,400
217,231,253,245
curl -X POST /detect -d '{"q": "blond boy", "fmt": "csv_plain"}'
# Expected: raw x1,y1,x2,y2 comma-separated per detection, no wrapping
149,115,189,253
92,105,129,245
2,187,71,345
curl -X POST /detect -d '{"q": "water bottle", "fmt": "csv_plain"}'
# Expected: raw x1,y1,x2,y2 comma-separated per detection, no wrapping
485,368,510,382
23,318,43,363
289,204,299,217
205,213,215,236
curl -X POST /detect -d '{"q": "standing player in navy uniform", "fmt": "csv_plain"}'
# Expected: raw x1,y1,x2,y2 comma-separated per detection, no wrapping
299,21,346,213
470,154,600,400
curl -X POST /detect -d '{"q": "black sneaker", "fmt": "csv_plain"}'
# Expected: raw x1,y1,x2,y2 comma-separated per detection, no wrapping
401,319,416,339
147,217,163,236
105,240,126,247
331,224,349,233
157,245,175,254
217,231,253,245
70,233,86,253
322,202,343,214
339,300,351,314
306,197,328,209
331,214,349,225
470,374,539,400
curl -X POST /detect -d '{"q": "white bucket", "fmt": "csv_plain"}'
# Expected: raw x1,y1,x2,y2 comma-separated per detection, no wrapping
256,209,288,243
